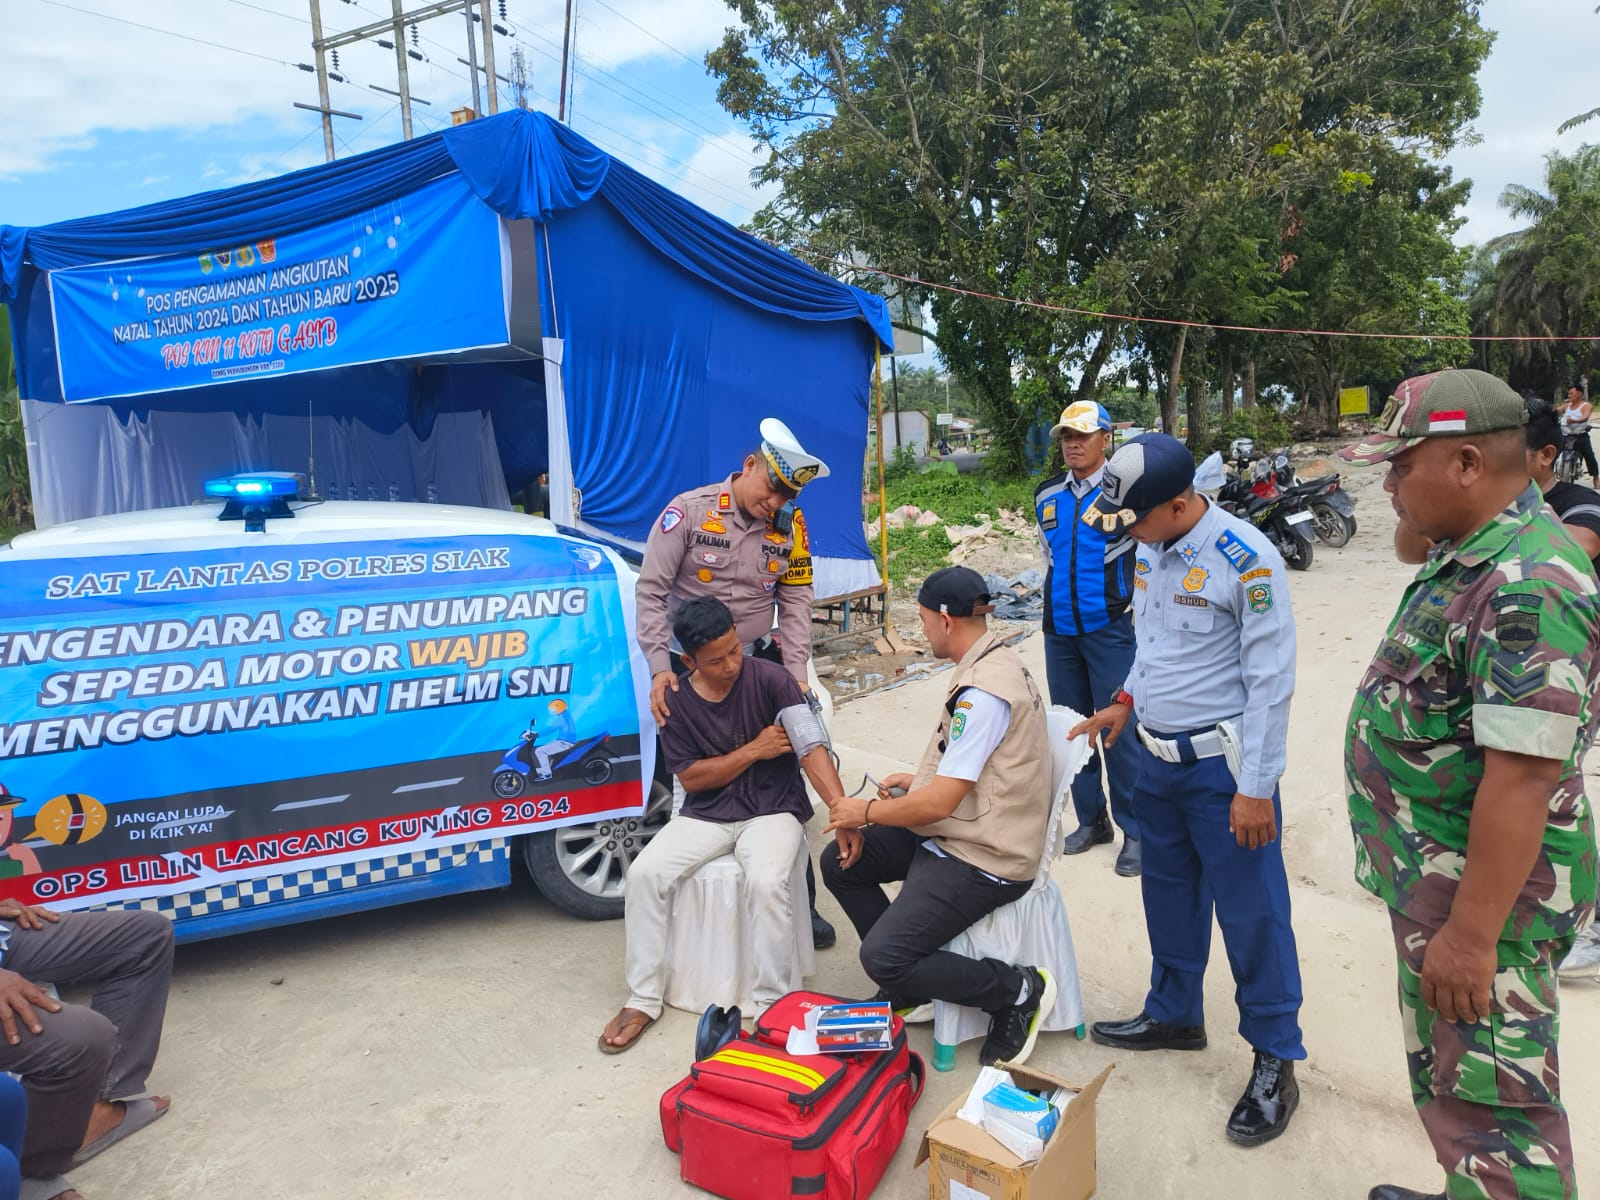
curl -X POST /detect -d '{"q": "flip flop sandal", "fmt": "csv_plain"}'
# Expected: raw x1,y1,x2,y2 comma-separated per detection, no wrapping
20,1175,73,1200
597,1011,656,1055
70,1096,168,1169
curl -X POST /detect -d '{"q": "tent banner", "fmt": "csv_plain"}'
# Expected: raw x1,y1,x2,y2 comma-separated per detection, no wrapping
0,533,648,910
48,174,512,402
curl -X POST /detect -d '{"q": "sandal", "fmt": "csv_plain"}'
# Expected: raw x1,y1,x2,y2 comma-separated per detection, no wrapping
598,1008,656,1055
70,1096,169,1168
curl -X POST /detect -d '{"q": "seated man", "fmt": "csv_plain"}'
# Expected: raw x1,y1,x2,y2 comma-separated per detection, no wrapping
599,596,846,1052
532,698,578,782
0,902,175,1200
821,567,1059,1066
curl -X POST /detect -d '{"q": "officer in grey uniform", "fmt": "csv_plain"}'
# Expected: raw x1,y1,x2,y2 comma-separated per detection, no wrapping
1072,432,1305,1148
636,418,834,947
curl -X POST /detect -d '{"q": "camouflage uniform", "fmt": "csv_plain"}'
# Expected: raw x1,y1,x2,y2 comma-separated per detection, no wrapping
1346,483,1600,1200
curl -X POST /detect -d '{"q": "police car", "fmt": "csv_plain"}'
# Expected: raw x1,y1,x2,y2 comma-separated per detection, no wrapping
0,475,675,936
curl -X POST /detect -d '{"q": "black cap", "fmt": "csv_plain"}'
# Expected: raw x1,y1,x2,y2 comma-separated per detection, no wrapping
917,566,994,617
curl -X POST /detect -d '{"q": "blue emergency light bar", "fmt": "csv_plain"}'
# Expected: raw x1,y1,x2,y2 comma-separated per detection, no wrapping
204,472,301,530
203,472,302,499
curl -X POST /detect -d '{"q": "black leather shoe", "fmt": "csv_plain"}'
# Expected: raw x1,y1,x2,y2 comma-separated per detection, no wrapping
1063,816,1114,855
1114,837,1142,877
811,908,836,950
1225,1050,1298,1147
1089,1010,1206,1051
1367,1188,1444,1200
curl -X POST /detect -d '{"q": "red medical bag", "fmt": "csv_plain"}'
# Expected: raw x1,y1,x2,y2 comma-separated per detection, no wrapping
660,990,926,1200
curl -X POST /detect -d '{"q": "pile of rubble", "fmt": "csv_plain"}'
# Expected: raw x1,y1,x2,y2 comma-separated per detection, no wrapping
868,505,1036,565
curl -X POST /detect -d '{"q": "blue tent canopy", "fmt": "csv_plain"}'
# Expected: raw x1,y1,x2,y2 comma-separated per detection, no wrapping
1,110,890,598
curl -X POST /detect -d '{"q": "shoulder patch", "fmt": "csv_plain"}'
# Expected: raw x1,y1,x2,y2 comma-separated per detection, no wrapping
1239,566,1273,582
1216,530,1259,572
1495,608,1539,654
950,710,968,739
1489,593,1542,612
660,505,684,533
1245,581,1273,613
1040,498,1058,529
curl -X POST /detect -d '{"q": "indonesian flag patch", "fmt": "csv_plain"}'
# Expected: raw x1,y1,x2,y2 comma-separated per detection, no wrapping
1428,409,1468,433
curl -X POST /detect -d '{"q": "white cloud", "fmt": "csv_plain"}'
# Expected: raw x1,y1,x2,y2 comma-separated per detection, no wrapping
668,129,773,225
1445,0,1600,246
0,0,738,182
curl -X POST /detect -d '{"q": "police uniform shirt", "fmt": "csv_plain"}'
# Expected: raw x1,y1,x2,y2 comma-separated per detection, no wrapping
1124,498,1297,798
635,476,815,680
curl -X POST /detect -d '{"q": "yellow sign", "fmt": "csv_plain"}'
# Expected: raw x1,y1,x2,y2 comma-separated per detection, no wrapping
1339,386,1370,416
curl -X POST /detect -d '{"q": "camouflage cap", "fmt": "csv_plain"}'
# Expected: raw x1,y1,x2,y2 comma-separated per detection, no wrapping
1340,369,1526,465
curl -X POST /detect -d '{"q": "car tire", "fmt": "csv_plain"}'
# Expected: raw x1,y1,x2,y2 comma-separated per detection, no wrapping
522,778,671,920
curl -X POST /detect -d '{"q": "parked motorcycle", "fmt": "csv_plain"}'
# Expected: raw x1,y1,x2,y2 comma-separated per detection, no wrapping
493,724,617,797
1217,480,1317,570
1293,474,1357,547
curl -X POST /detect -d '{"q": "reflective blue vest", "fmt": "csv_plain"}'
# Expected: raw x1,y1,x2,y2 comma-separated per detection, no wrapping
1035,472,1136,636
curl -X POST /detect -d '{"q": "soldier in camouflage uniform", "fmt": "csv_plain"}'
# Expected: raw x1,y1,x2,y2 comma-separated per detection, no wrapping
1341,369,1599,1200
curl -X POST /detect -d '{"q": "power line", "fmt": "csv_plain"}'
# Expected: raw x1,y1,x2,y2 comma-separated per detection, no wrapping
580,0,705,70
36,0,295,65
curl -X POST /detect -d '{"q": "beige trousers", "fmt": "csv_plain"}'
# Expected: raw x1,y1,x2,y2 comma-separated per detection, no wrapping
624,812,805,1019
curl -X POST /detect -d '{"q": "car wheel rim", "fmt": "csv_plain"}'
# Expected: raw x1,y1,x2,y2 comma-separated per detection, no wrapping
552,781,670,900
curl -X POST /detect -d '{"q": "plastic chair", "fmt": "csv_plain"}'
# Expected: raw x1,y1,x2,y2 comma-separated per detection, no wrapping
930,705,1092,1070
659,669,830,1013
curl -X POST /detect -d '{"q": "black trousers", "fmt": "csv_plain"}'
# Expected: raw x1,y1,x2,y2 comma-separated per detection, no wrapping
1576,430,1598,479
821,827,1029,1012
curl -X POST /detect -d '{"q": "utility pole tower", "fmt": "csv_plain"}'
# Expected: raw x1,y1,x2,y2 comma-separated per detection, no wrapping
304,0,497,157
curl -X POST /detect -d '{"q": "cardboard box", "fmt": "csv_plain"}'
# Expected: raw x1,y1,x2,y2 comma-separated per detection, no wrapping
916,1062,1114,1200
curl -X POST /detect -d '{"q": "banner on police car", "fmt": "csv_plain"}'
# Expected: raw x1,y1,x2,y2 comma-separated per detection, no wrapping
0,532,650,910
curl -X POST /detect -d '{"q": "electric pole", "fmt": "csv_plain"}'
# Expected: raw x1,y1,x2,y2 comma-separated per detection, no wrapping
305,0,494,152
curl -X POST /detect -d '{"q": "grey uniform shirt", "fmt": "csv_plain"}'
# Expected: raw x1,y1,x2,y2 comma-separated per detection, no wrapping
1121,498,1296,797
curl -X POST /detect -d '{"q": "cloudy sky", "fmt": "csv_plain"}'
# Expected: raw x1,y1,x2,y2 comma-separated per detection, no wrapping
1,1,1597,261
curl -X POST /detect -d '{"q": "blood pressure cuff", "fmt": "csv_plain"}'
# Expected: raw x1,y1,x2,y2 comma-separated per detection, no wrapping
778,703,831,758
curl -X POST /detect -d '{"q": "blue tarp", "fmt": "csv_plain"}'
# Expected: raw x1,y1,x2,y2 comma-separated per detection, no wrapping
1,110,890,578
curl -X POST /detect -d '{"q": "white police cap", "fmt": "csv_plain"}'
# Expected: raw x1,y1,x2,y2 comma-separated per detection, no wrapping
760,418,830,489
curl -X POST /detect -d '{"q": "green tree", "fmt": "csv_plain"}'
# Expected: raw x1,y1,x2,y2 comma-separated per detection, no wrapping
0,304,30,537
1469,145,1600,393
711,0,1491,463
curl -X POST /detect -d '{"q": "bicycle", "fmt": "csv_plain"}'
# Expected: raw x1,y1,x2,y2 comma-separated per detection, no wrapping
1556,430,1587,484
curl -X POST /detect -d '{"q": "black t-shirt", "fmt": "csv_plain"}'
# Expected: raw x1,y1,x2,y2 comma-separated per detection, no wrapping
659,656,811,825
1544,480,1600,570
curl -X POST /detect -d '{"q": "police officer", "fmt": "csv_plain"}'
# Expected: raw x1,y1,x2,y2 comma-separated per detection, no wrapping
1340,370,1598,1200
1072,433,1304,1147
636,418,834,948
1034,400,1141,875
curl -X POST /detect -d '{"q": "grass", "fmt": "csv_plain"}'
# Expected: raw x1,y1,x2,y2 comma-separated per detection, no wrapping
864,461,1038,585
867,461,1038,526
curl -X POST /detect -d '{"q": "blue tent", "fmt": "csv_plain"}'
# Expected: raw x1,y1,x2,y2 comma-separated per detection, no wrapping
0,110,891,598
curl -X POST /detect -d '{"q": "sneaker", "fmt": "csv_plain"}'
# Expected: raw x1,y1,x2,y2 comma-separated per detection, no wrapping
979,966,1056,1066
1558,927,1600,979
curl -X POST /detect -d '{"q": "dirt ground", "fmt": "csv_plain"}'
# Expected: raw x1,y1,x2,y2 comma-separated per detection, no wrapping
65,465,1600,1199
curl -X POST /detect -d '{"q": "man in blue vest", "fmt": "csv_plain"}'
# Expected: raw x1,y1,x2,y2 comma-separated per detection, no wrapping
1034,401,1142,876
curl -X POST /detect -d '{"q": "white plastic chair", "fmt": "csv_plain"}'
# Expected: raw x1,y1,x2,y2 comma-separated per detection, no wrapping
658,668,831,1014
930,705,1092,1069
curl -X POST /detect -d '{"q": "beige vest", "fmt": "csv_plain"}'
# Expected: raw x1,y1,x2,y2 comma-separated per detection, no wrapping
911,632,1053,882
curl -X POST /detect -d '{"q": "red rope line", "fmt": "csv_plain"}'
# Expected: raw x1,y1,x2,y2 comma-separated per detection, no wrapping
842,261,1600,343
